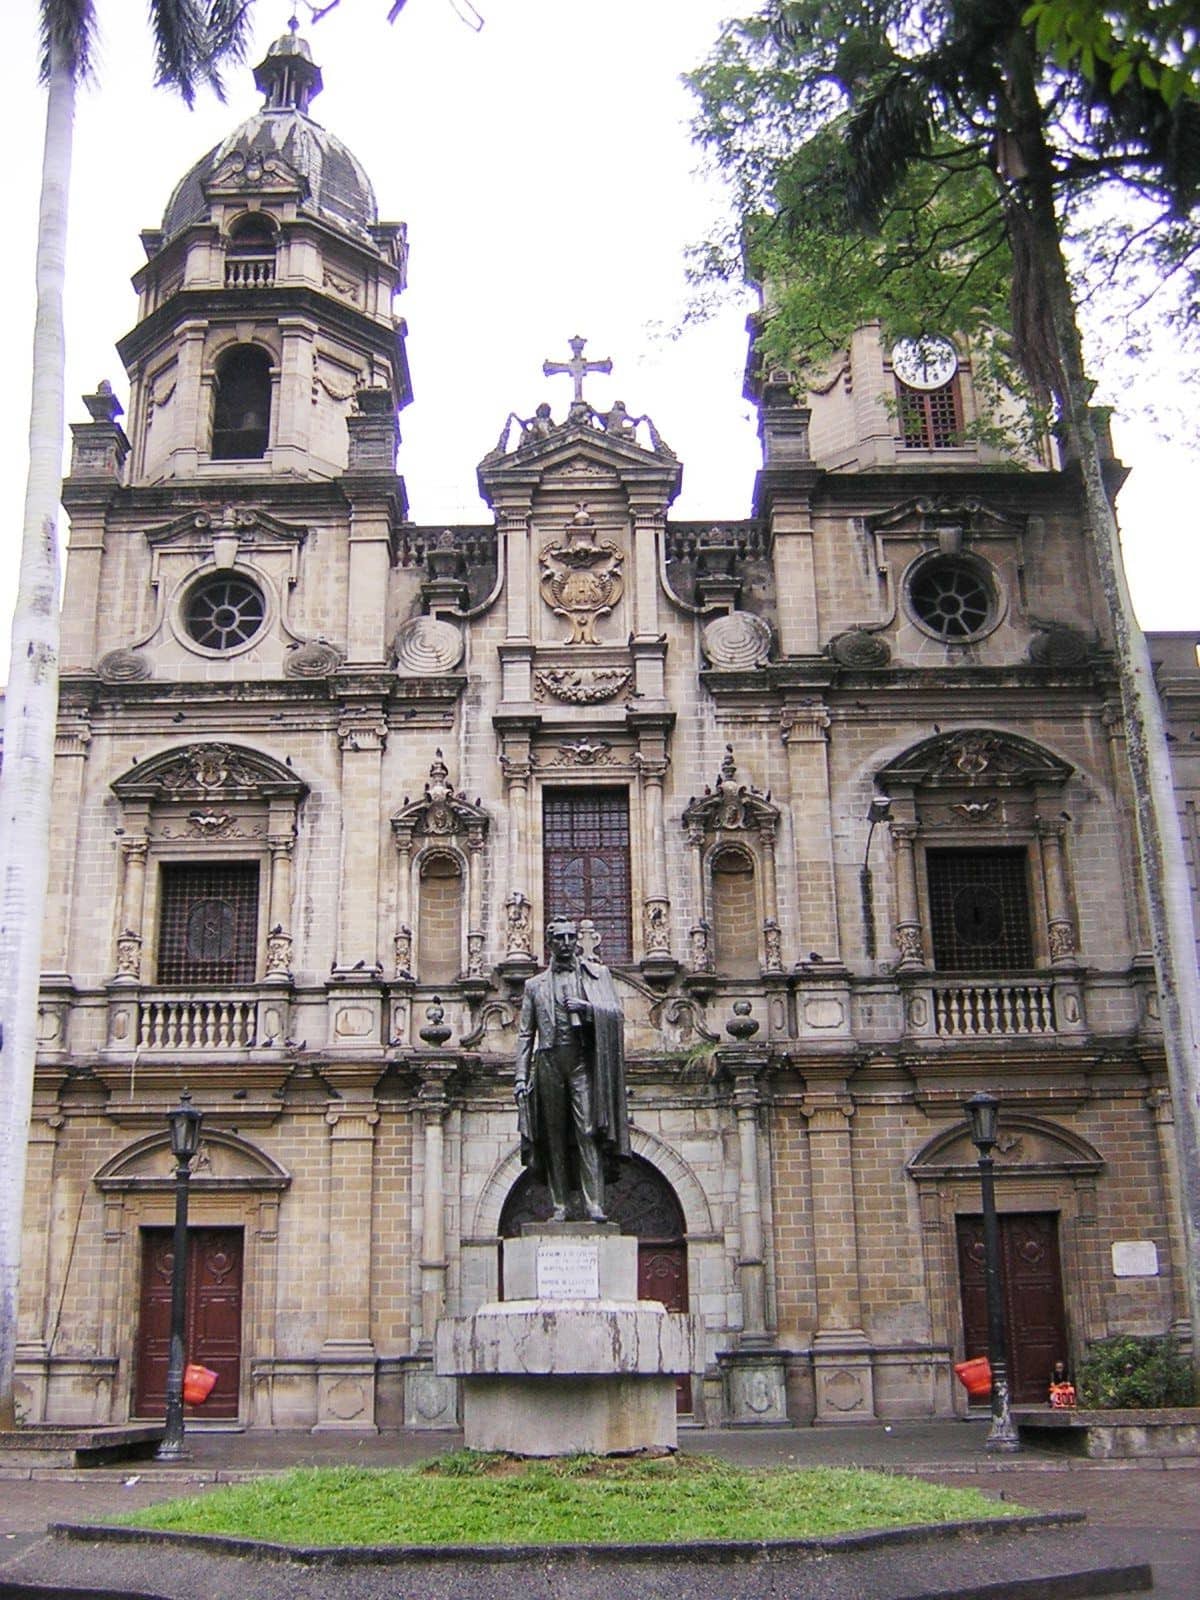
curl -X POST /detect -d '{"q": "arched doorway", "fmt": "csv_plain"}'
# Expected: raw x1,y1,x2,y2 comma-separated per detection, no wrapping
499,1154,692,1412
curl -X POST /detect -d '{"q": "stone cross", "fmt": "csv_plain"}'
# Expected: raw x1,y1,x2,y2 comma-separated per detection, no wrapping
543,335,612,409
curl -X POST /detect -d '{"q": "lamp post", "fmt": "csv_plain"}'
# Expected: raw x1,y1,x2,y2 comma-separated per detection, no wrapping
155,1090,203,1461
964,1091,1021,1452
860,796,892,961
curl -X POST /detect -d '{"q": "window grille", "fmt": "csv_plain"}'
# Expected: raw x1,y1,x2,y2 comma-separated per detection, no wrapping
184,574,266,651
927,849,1033,972
158,861,260,985
908,557,993,640
897,376,963,449
543,790,632,963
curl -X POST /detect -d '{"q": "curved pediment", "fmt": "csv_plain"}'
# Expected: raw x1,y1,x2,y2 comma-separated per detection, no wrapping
907,1115,1104,1181
477,417,682,504
879,729,1073,792
95,1129,290,1192
113,741,308,804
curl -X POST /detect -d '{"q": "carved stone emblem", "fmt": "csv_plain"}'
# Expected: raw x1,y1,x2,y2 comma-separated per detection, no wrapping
97,649,152,683
285,639,344,679
393,617,465,674
539,506,624,644
552,739,615,767
1028,624,1090,667
701,611,772,669
829,628,891,668
534,667,632,704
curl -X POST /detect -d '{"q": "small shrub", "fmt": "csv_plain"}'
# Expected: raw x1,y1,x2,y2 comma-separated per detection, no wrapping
1076,1334,1195,1409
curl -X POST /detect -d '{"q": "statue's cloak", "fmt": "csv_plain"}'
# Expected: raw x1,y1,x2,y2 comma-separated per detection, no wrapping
515,957,631,1187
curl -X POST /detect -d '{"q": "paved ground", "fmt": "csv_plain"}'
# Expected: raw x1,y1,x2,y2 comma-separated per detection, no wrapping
0,1421,1195,1598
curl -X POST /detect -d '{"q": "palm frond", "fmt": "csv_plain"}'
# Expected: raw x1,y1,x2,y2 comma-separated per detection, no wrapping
38,0,96,83
844,68,935,228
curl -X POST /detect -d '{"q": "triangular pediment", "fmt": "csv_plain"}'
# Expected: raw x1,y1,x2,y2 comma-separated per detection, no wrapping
113,741,308,803
477,418,682,503
867,494,1025,539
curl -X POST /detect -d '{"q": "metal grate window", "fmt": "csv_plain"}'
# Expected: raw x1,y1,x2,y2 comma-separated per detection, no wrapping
897,376,964,449
927,849,1033,972
543,790,632,963
157,861,260,985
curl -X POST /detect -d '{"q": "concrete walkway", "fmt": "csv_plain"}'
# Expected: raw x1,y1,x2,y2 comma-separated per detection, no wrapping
0,1421,1194,1598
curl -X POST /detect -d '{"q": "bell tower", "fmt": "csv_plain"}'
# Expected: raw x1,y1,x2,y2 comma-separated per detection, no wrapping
116,20,410,486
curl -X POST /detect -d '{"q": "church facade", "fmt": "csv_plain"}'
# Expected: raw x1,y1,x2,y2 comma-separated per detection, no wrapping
13,28,1191,1432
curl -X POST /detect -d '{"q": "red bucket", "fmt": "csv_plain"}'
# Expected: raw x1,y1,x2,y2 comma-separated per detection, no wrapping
953,1356,992,1398
182,1363,219,1405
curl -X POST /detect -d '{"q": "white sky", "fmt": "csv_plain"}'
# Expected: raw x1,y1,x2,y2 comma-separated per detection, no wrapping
1,0,1197,679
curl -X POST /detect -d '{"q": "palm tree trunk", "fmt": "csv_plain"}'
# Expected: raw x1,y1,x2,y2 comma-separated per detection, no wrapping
0,41,73,1431
1006,37,1200,1382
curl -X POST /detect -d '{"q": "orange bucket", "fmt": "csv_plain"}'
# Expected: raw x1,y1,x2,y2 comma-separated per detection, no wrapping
182,1363,219,1405
953,1356,992,1398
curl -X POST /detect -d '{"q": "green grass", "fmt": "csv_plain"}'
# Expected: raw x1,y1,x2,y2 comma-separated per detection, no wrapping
115,1453,1026,1547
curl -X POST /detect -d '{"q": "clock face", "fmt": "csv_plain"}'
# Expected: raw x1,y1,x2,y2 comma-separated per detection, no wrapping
891,335,959,390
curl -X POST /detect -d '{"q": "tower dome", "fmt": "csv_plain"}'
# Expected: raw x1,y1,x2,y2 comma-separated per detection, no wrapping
159,21,378,242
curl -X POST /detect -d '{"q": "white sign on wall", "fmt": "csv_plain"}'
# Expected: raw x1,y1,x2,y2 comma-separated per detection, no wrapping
536,1241,600,1300
1111,1241,1159,1278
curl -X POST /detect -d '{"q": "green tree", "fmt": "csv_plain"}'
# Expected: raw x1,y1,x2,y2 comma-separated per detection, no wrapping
690,1,1200,1380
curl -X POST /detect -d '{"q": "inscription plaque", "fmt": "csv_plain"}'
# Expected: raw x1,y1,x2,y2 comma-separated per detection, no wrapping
536,1241,600,1300
1112,1240,1159,1278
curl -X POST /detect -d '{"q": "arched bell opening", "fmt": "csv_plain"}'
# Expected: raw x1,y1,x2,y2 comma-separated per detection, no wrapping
211,344,273,460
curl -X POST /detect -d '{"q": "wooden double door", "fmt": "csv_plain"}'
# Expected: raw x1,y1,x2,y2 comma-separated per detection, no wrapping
956,1212,1068,1404
133,1226,243,1420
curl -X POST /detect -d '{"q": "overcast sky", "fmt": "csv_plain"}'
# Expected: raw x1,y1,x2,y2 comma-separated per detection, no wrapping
1,0,1197,678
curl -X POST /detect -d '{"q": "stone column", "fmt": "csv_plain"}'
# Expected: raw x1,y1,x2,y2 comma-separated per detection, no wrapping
635,746,673,975
417,1067,453,1350
113,835,149,984
392,820,415,978
890,821,926,970
686,820,712,973
42,702,92,976
1036,816,1077,965
263,811,296,982
780,704,840,962
465,825,486,980
15,1112,62,1421
759,819,783,973
717,1053,788,1423
315,1100,380,1431
1147,1088,1192,1335
343,497,394,666
801,1084,877,1422
499,727,536,972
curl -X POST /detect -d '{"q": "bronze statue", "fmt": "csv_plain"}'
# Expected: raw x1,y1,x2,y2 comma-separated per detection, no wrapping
513,918,630,1221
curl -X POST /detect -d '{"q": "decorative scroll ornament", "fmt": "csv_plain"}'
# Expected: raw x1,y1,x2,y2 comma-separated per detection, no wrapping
534,667,631,704
285,638,344,678
97,648,152,683
391,752,489,840
1028,624,1090,667
700,611,772,669
552,739,615,767
393,616,464,674
828,628,891,668
539,506,624,644
683,747,780,836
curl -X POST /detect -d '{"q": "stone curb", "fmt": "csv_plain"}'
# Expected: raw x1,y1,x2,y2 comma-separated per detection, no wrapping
48,1511,1082,1569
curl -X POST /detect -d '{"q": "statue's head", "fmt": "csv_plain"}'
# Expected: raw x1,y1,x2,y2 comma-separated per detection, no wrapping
546,917,578,962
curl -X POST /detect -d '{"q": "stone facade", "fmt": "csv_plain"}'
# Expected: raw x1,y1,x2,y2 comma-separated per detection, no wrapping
11,29,1191,1432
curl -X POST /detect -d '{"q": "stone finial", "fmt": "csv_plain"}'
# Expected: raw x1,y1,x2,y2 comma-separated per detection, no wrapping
725,999,760,1041
418,997,453,1048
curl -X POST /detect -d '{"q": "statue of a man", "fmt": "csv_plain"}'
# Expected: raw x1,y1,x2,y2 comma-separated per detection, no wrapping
513,917,630,1221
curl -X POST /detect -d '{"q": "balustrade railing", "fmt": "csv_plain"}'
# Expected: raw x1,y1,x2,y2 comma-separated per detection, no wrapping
225,256,274,288
932,980,1056,1038
136,993,257,1049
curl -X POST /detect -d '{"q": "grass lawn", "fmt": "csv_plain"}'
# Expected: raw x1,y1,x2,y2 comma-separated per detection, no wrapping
116,1453,1026,1547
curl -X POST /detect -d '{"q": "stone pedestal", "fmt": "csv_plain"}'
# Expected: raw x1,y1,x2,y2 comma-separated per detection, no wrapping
436,1223,696,1455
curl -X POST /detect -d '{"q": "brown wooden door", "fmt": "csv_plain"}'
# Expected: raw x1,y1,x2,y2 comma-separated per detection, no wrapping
637,1241,692,1414
134,1227,243,1420
957,1212,1068,1404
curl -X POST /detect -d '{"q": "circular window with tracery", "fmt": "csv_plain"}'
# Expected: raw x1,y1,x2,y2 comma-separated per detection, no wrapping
907,555,996,641
183,573,266,652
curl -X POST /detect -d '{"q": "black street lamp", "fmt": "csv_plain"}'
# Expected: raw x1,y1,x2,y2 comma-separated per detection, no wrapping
860,796,892,960
155,1090,203,1462
964,1091,1021,1452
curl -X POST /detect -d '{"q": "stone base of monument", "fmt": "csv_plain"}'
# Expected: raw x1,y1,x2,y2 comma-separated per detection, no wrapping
436,1222,697,1456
